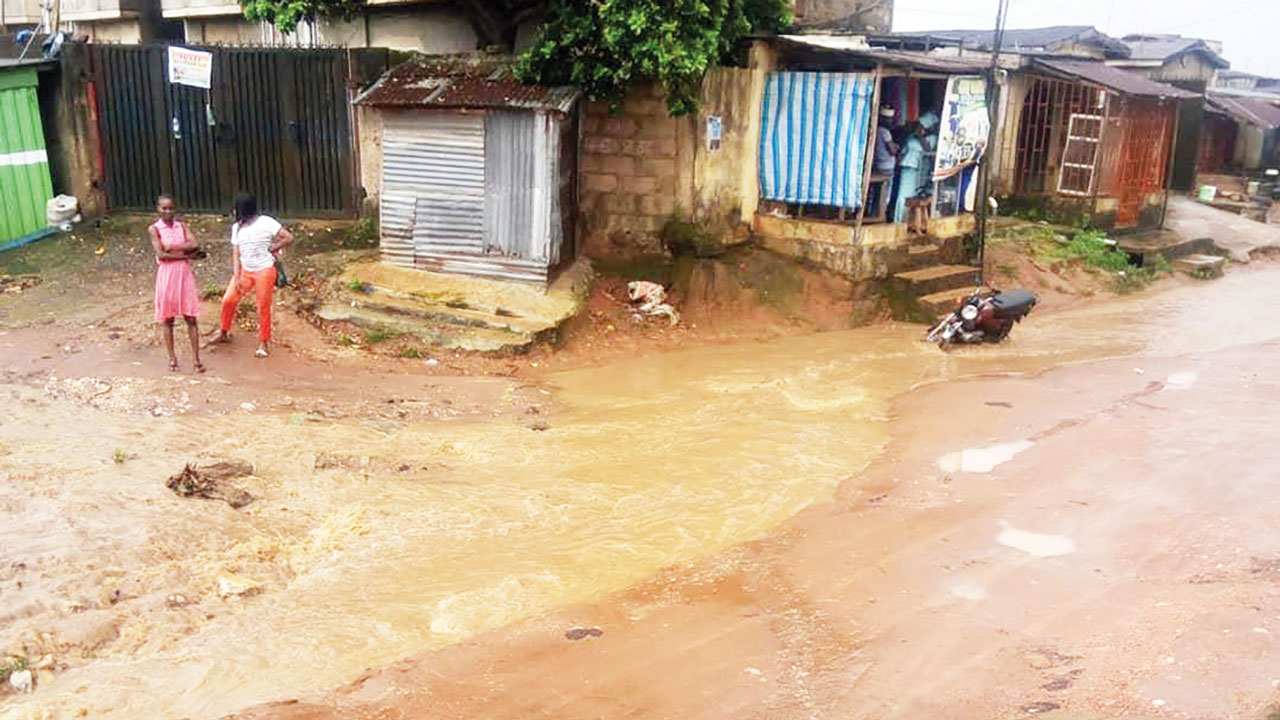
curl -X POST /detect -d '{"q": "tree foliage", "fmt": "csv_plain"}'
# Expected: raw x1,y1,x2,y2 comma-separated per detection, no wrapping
515,0,791,116
241,0,364,34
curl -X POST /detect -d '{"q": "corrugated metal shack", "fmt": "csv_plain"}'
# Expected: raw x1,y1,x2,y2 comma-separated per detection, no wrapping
1202,93,1280,172
997,58,1196,229
0,60,55,252
354,57,581,284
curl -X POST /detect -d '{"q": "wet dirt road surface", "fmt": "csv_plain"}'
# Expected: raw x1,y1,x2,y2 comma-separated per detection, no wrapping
3,240,1280,719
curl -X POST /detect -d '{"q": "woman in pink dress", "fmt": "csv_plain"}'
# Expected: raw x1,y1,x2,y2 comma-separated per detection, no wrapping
150,195,205,373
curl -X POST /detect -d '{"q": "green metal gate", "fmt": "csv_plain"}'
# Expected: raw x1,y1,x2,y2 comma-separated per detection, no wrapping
0,66,54,251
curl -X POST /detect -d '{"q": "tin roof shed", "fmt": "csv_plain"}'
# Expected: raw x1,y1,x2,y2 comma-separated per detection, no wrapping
357,57,581,284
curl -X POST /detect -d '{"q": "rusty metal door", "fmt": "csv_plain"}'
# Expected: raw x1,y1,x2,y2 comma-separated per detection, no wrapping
90,43,356,216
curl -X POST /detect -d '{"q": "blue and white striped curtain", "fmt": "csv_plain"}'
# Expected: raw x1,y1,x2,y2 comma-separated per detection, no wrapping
758,72,875,209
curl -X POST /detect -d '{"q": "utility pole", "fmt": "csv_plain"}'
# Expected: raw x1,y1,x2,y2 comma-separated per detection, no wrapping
975,0,1010,285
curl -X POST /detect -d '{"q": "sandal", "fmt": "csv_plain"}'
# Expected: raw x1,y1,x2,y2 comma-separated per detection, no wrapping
194,361,206,374
168,359,180,372
254,347,269,358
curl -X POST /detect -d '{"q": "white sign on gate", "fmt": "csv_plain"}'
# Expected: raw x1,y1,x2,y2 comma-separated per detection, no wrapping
167,46,213,89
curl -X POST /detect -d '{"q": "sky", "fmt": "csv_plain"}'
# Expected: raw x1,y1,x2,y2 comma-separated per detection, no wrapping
893,0,1280,78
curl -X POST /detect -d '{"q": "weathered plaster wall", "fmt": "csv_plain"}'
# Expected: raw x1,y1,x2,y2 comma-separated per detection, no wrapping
792,0,892,32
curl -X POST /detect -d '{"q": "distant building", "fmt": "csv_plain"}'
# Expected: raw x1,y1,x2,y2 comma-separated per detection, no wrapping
1107,34,1228,87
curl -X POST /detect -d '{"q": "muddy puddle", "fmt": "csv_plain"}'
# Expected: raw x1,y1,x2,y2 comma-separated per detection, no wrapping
2,265,1280,719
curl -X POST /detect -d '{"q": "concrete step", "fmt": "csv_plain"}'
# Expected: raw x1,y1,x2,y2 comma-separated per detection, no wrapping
336,288,550,335
1116,231,1217,266
315,303,541,353
917,288,979,317
893,264,983,297
1172,253,1227,278
906,243,941,269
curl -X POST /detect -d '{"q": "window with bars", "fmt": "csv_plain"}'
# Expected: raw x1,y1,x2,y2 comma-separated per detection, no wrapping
1057,113,1102,196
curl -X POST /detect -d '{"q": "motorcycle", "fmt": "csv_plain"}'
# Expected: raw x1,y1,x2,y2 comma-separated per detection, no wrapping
925,288,1037,349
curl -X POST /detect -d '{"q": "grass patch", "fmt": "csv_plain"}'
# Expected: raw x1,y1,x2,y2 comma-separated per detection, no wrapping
996,263,1017,278
200,282,223,301
336,333,357,347
112,448,129,464
396,346,423,359
1052,229,1131,272
1,656,28,682
363,329,397,345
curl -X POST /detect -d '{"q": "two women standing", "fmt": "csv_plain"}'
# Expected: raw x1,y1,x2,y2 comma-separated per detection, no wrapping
152,192,293,371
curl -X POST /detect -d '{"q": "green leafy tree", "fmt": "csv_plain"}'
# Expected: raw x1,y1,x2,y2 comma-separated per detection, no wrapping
241,0,365,34
515,0,791,116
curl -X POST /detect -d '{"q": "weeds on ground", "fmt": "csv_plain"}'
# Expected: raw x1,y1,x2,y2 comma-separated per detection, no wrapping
363,329,396,345
1052,229,1132,272
1,657,28,682
200,282,223,301
112,448,129,464
336,333,357,347
996,263,1017,278
397,346,424,359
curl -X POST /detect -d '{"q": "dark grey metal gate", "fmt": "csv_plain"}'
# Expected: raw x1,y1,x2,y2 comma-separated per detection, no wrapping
90,43,357,217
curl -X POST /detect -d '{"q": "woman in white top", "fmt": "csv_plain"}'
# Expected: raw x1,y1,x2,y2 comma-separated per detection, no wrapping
210,193,294,357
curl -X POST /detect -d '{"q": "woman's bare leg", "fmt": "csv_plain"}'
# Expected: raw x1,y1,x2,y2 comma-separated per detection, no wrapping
162,319,178,370
184,317,204,372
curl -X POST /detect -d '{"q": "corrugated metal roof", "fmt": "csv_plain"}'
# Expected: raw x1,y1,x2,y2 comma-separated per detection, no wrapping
1033,58,1198,99
1206,94,1280,130
778,35,990,73
354,56,580,113
875,26,1130,58
1118,35,1229,68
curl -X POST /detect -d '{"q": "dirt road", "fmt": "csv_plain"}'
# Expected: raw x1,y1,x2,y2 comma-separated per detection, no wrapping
230,272,1280,720
5,223,1280,720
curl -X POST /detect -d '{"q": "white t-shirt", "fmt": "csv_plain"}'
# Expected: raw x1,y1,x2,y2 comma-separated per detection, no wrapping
232,215,283,273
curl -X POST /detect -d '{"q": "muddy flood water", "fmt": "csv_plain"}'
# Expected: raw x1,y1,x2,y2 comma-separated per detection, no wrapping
2,264,1280,719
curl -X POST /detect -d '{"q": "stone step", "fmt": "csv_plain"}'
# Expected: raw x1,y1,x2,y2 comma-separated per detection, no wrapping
893,264,983,297
916,288,979,317
1116,232,1217,266
1172,253,1227,278
336,287,550,335
906,243,941,269
315,303,541,353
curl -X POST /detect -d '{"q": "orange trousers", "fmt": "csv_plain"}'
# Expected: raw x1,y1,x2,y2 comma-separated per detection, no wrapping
219,266,277,343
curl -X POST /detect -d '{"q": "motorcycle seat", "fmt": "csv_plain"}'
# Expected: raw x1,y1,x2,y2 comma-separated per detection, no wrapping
992,290,1036,318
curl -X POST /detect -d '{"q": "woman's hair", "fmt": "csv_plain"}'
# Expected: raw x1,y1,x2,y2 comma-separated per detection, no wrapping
233,193,258,222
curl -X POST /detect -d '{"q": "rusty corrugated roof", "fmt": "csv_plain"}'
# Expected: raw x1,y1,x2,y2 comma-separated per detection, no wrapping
1033,58,1198,99
1207,93,1280,130
353,56,580,113
778,35,991,73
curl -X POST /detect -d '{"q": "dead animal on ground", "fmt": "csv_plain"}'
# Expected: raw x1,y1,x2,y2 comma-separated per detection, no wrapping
627,281,680,326
166,461,255,509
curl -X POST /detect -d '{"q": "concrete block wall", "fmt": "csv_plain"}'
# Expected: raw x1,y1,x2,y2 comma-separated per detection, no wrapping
578,83,694,260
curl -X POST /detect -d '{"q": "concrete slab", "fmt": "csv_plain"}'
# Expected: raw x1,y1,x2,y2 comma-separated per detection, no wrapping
1163,196,1280,262
318,259,593,353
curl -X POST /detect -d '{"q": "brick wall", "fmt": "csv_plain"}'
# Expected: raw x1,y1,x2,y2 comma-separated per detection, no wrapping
579,84,693,260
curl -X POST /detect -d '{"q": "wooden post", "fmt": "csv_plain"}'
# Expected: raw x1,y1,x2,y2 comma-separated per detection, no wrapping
853,64,884,241
1158,97,1182,229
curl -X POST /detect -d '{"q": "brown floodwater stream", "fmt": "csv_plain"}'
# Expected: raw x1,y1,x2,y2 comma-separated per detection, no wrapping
2,265,1280,720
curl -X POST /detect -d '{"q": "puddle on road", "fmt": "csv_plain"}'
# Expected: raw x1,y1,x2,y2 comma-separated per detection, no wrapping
997,522,1077,558
3,267,1280,719
937,441,1035,474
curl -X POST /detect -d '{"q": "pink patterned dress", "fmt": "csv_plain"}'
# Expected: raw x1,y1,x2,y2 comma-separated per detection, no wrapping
153,219,202,322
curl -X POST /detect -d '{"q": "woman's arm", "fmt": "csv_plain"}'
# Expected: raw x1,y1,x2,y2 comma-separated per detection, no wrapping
150,226,187,261
231,246,242,282
269,226,295,256
178,221,200,253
